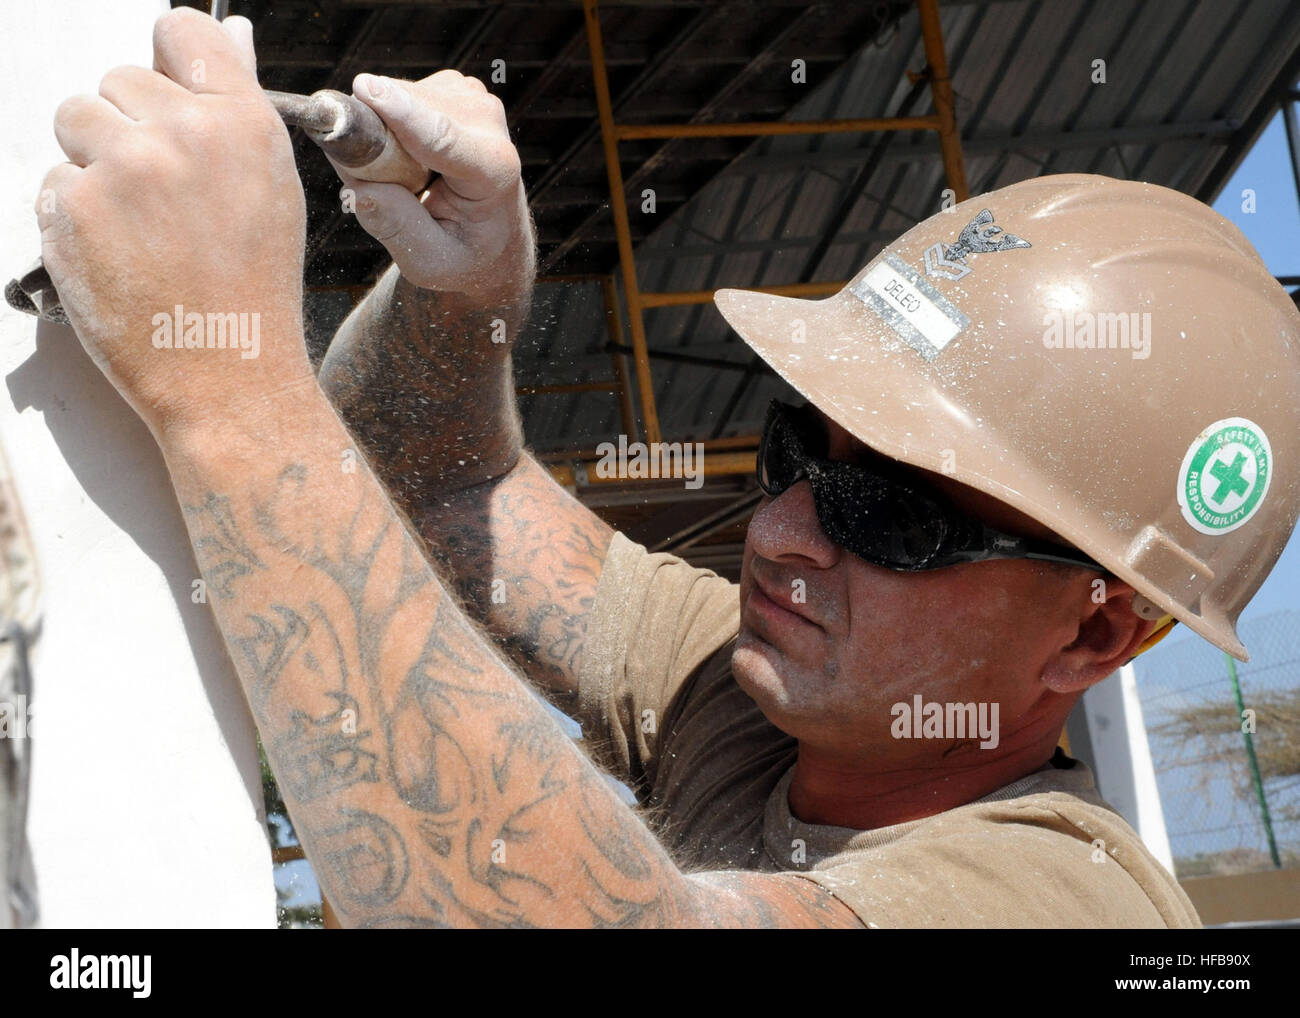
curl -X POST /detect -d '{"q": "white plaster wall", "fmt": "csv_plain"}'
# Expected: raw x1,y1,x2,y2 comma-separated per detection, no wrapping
0,0,275,927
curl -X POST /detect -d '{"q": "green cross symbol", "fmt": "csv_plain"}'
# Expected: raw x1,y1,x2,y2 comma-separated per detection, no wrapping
1208,451,1251,506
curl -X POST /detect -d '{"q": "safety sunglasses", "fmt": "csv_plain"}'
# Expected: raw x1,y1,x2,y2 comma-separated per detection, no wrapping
756,399,1107,573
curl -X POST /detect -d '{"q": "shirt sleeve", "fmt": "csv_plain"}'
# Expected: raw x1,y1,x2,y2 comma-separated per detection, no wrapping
574,531,740,794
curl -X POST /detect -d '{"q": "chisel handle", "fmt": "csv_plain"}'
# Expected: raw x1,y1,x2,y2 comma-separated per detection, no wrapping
266,88,432,194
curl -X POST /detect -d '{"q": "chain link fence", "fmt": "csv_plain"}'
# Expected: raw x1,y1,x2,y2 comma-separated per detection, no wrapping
1136,609,1300,878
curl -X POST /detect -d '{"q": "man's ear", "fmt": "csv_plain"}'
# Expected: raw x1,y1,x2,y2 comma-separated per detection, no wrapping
1040,578,1160,693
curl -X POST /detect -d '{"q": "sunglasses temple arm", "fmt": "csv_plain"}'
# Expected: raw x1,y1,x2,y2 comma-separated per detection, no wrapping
971,525,1107,572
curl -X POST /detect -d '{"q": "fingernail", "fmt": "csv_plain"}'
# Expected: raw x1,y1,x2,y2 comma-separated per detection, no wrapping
360,74,388,100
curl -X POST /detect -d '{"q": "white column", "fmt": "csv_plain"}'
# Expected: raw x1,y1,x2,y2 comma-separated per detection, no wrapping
1081,664,1176,873
0,1,275,927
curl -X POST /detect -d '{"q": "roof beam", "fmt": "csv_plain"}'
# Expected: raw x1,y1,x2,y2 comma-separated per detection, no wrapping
630,227,896,260
716,119,1239,178
1195,12,1300,202
334,0,1049,6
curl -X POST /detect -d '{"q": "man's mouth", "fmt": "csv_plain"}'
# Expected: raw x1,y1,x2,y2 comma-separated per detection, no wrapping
747,566,824,633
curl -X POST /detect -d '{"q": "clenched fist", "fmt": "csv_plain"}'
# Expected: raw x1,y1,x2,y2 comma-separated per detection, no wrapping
329,69,534,302
38,8,314,439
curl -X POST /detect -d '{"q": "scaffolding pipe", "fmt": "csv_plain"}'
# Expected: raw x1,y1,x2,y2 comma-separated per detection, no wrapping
536,432,759,464
549,450,758,488
605,341,766,373
601,275,641,438
583,0,662,444
1280,97,1300,215
916,0,969,201
640,279,844,308
615,115,940,140
651,489,766,553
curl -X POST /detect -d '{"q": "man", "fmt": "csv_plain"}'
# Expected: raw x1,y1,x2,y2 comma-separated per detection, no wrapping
41,9,1298,927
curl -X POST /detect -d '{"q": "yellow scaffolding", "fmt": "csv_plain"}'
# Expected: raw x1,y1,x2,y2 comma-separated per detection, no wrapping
581,0,970,452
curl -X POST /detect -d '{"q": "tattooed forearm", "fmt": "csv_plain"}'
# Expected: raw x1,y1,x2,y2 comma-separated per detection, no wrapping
311,807,410,912
183,492,266,598
230,605,309,712
318,264,530,500
269,690,379,803
166,393,699,927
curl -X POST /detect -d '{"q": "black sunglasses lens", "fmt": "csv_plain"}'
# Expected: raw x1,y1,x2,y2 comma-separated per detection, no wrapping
808,467,947,566
759,403,809,493
758,402,952,568
757,403,1095,571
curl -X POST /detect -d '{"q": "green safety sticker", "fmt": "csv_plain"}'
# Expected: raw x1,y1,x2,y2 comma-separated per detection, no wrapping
1177,417,1272,536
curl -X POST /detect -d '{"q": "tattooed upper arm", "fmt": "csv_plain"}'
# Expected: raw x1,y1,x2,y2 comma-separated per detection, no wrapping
409,454,614,700
683,871,866,929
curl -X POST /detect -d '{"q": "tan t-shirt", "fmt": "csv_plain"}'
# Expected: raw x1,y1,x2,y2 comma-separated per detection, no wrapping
576,532,1201,928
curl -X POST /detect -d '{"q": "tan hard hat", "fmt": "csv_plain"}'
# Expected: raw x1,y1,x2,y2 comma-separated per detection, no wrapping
715,173,1300,662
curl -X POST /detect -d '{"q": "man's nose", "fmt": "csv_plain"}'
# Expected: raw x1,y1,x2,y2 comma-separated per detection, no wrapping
747,479,840,569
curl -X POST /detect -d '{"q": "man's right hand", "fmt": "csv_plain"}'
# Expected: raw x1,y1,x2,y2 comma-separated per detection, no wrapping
331,69,534,303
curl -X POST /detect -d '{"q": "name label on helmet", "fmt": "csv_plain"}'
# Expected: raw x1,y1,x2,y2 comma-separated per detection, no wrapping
1177,418,1272,535
850,253,969,361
